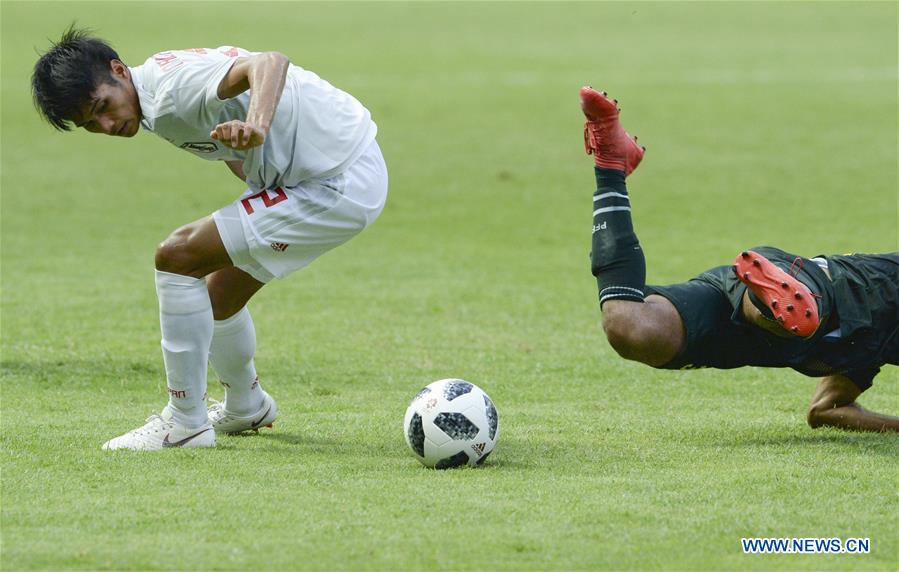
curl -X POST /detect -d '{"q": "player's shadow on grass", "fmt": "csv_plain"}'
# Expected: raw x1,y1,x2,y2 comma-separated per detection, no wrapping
220,431,387,458
219,431,540,469
716,430,898,457
222,431,333,447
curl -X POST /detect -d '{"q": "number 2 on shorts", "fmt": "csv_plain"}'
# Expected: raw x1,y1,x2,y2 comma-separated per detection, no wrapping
240,187,288,215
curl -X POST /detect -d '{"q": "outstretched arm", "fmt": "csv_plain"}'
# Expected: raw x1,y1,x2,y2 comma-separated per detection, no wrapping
807,374,899,432
210,51,290,150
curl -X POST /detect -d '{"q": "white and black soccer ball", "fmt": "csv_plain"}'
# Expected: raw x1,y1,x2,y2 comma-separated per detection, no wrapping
403,378,499,469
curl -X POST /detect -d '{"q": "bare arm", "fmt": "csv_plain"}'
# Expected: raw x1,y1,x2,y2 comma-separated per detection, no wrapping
210,52,290,150
225,160,246,182
807,374,899,432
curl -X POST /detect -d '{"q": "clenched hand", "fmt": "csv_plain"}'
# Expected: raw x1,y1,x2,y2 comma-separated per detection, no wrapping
210,120,266,150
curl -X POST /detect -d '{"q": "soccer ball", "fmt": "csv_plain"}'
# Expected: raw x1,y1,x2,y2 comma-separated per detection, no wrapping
403,378,499,469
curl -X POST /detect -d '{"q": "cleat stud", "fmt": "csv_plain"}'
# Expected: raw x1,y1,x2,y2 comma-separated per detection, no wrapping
776,316,784,323
794,292,802,299
781,282,789,288
787,304,794,311
613,99,618,104
642,146,647,151
791,326,799,333
741,251,750,258
752,259,761,266
805,309,812,317
771,301,778,309
743,272,750,280
601,91,607,96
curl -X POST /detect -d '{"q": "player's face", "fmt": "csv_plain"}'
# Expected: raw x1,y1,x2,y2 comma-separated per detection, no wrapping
71,60,142,137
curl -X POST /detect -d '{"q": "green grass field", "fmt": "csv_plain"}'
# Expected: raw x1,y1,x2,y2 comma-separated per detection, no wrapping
2,1,897,570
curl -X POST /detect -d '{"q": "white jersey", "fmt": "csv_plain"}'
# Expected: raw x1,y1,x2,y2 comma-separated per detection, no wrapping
130,47,377,189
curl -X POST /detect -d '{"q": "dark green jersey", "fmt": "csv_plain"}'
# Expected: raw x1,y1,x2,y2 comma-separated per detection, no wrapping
646,247,898,390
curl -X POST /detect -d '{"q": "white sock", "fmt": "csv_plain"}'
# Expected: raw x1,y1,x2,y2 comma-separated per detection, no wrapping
156,270,213,428
209,307,263,414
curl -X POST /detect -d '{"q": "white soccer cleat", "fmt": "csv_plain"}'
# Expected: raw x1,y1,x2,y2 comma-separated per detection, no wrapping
208,390,278,434
102,406,215,451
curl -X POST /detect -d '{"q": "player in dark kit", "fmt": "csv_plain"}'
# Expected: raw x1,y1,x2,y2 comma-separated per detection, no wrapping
579,86,898,432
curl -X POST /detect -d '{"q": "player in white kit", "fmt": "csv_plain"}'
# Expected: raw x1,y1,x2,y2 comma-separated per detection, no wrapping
32,28,388,450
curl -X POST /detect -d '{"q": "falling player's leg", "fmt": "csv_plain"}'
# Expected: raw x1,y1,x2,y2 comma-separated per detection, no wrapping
581,86,645,305
580,86,684,367
103,216,231,450
206,267,278,434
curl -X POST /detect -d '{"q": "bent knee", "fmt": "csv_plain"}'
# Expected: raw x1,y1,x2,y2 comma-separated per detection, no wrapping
155,227,203,276
600,297,685,367
602,314,637,357
602,310,663,365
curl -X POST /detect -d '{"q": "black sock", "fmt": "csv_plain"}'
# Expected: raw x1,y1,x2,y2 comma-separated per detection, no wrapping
590,167,646,306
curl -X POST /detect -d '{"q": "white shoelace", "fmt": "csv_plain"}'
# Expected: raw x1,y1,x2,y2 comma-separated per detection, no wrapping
130,412,171,435
207,399,232,420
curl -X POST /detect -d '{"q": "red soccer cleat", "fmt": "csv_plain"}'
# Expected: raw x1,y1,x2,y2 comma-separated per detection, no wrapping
580,86,645,176
733,250,821,337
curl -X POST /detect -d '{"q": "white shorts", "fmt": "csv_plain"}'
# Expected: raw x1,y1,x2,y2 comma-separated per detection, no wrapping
213,140,388,283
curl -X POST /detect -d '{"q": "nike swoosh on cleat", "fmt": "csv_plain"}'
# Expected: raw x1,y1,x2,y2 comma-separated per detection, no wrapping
251,406,272,429
162,428,212,448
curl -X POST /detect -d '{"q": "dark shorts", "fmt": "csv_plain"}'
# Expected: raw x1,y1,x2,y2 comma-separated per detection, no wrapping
646,247,898,391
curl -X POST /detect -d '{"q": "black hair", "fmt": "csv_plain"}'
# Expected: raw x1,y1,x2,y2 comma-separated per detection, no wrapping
31,25,121,131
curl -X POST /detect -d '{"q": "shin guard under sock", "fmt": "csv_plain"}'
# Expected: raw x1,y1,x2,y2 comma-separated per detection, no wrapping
209,307,263,414
155,270,213,428
590,167,646,306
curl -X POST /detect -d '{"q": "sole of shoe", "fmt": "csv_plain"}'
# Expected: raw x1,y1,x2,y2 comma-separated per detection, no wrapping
733,250,820,337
